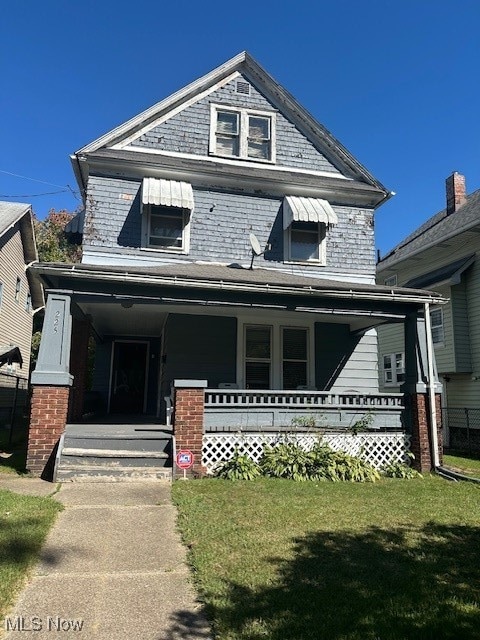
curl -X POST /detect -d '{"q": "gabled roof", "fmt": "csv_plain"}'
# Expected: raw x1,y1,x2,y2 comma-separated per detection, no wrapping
0,201,44,309
378,188,480,270
73,52,389,198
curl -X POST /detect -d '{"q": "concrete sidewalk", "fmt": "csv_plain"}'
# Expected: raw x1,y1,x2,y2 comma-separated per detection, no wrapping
1,479,211,639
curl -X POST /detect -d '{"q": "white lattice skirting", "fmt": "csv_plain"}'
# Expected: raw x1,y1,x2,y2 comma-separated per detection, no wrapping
202,432,411,473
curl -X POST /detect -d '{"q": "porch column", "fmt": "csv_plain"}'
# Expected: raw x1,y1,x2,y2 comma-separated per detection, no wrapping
173,379,208,477
27,293,73,478
69,316,91,422
403,312,443,472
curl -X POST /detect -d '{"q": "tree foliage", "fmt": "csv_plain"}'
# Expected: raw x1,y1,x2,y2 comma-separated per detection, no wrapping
33,209,82,263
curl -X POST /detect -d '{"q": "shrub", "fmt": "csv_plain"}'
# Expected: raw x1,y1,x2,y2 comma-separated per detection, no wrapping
260,439,380,483
215,449,261,480
261,441,312,481
382,454,423,479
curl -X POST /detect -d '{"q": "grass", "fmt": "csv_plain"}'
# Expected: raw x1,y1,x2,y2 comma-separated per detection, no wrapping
443,451,480,477
173,476,480,640
0,489,62,624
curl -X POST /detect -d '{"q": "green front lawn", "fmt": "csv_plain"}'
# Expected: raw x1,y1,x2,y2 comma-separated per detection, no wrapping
0,490,61,624
173,477,480,640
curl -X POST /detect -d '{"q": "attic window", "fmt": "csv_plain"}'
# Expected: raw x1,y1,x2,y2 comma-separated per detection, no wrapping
236,81,251,95
209,104,276,162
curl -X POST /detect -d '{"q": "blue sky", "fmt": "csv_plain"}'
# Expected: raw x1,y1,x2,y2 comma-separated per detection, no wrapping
2,1,479,256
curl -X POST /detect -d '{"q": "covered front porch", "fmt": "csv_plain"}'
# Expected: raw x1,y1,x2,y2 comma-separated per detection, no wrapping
26,262,446,478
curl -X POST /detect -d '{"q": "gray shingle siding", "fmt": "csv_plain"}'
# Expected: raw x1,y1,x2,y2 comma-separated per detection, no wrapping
84,175,375,277
128,74,342,174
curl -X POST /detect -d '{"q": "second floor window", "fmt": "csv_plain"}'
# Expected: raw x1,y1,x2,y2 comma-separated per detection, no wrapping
210,105,275,162
146,206,189,252
288,222,326,263
430,307,444,345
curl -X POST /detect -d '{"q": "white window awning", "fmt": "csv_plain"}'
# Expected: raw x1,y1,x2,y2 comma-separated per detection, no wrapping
142,178,194,210
283,196,338,230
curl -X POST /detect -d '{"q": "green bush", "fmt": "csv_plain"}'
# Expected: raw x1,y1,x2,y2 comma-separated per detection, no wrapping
261,441,312,481
260,439,380,483
215,449,261,480
382,457,423,479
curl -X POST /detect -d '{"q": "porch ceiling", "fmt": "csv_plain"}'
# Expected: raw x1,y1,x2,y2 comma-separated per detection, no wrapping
77,299,395,338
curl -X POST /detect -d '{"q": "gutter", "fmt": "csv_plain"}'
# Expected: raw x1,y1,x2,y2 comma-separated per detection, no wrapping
31,263,446,306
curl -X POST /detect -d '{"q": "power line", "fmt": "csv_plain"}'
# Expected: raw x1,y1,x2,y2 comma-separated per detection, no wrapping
0,190,71,198
0,168,68,189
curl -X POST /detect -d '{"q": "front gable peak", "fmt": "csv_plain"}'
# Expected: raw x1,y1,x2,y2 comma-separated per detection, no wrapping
75,52,388,195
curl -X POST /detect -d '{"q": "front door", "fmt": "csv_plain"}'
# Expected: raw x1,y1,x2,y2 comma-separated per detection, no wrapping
110,342,148,414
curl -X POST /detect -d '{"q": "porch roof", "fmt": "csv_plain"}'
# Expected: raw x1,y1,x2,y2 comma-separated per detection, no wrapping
31,261,446,306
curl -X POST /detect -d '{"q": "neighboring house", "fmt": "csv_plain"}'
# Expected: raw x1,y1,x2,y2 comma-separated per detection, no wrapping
26,52,445,479
0,202,44,424
377,172,480,449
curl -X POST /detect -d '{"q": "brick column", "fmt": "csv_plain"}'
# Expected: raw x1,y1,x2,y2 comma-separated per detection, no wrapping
69,317,91,421
27,386,70,479
409,392,443,472
27,293,73,479
173,380,208,477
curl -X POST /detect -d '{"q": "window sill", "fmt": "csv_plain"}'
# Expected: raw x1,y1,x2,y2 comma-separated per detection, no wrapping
284,259,326,267
140,246,189,255
208,151,276,165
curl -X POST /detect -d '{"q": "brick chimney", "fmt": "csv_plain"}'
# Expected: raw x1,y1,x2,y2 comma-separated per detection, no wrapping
446,172,466,215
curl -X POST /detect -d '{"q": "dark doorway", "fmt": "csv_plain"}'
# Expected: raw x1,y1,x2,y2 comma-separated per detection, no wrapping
109,342,148,414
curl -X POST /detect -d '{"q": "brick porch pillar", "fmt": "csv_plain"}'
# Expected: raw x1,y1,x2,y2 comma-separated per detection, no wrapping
408,392,443,473
69,317,91,421
173,380,208,478
27,386,70,478
27,294,73,479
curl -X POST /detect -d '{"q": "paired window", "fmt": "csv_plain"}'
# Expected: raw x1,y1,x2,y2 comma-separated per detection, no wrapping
146,205,189,251
383,352,405,386
244,325,309,389
430,307,444,345
210,105,275,162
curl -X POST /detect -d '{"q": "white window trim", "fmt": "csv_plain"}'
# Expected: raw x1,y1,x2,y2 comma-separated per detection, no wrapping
141,204,191,255
383,352,405,387
430,307,445,347
284,221,327,266
209,103,276,164
237,315,314,389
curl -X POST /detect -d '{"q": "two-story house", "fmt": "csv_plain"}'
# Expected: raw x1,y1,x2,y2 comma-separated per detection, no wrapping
377,172,480,451
26,53,445,479
0,202,43,427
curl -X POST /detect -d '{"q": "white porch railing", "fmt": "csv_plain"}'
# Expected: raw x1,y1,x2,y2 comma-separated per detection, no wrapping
202,432,411,472
205,389,404,409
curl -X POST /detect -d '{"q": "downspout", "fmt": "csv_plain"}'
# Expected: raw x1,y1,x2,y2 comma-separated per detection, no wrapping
424,303,440,467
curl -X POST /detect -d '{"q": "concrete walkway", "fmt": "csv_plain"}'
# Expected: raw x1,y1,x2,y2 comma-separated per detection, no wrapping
1,478,212,639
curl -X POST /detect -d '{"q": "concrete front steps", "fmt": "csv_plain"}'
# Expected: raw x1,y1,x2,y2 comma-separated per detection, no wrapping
55,423,173,482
